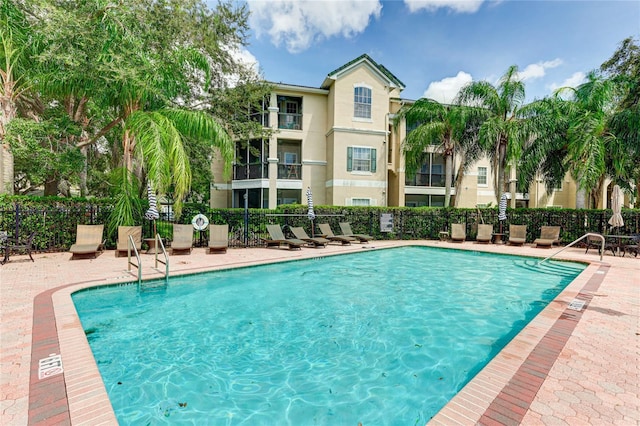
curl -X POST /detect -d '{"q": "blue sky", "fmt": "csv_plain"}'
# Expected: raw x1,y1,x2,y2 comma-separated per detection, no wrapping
223,0,639,102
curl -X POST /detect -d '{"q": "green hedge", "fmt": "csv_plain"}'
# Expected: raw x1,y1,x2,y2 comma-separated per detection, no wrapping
1,195,639,251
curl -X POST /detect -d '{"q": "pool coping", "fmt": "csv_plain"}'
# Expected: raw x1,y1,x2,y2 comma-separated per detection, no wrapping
20,241,638,424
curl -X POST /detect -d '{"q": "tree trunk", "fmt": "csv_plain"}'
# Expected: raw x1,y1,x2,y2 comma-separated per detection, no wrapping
79,146,88,196
496,139,507,203
44,176,59,196
453,153,466,208
1,77,17,194
444,153,452,207
575,188,587,209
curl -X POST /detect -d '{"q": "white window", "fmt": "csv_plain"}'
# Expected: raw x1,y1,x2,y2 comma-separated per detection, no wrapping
351,198,371,206
354,86,372,119
477,167,487,186
284,152,298,164
347,147,377,172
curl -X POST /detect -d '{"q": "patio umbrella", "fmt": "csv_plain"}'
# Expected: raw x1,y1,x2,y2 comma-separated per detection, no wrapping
498,193,508,233
145,183,160,237
306,186,315,236
608,184,624,230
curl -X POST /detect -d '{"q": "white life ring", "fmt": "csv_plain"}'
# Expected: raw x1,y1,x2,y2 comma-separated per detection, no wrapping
191,213,209,231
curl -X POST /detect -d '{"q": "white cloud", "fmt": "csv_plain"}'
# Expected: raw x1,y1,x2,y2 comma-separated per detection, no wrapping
422,71,473,103
249,0,382,53
548,71,587,96
230,47,260,74
404,0,485,13
517,59,563,81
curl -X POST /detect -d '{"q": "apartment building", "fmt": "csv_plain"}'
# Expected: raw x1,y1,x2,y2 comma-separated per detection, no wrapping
210,54,613,210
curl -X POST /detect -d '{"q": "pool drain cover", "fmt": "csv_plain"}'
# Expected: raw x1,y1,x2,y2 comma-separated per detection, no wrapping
568,299,585,311
39,353,63,380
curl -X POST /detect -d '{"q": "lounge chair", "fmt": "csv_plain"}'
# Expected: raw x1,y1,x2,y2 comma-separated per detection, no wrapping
290,226,329,248
533,226,561,248
317,223,356,245
207,224,228,254
264,224,305,250
70,224,104,260
171,224,193,255
450,223,466,242
115,226,142,257
508,224,527,246
475,224,493,243
339,222,373,243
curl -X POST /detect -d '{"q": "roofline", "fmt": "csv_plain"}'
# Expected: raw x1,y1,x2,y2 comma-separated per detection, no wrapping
269,82,329,95
322,54,405,90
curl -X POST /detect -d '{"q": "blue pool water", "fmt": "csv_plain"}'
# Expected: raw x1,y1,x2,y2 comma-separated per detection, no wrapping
73,246,585,425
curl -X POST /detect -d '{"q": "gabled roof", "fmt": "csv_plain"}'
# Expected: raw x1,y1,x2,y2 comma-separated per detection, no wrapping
321,54,405,90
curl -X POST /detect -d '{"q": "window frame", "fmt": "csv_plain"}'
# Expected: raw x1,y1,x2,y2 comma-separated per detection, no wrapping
353,85,372,120
347,146,377,173
477,167,488,186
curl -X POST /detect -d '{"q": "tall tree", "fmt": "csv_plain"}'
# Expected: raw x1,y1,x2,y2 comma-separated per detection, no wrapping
27,0,252,227
456,65,529,206
0,0,39,194
518,72,620,208
394,98,482,207
601,36,640,202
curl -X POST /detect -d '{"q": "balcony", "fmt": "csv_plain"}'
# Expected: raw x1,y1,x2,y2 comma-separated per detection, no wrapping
278,113,302,130
405,172,445,187
233,163,268,180
278,163,301,180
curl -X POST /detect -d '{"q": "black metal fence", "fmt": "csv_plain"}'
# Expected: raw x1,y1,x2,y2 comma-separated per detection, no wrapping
1,202,639,253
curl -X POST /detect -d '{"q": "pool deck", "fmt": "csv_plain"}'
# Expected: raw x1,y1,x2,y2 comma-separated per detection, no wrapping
1,240,638,425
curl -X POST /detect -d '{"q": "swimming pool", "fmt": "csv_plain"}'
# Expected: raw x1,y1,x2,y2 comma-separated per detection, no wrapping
72,246,585,425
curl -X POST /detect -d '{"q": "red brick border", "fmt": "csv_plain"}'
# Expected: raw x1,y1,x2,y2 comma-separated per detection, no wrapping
478,264,609,425
28,287,71,425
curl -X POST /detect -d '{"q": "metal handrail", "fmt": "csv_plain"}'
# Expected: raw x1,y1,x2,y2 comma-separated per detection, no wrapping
539,233,604,264
154,233,169,283
127,235,142,285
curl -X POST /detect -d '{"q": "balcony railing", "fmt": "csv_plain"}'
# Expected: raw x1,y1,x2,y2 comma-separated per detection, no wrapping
278,113,302,130
277,163,301,180
233,163,269,180
405,172,446,187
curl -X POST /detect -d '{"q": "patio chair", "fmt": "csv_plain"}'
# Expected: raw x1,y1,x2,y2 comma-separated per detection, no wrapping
70,224,105,260
207,224,228,254
533,226,561,248
584,233,617,256
450,223,466,242
508,224,527,246
622,234,639,258
171,224,194,255
475,224,493,244
264,224,305,250
115,226,142,257
339,222,373,243
290,226,329,248
317,223,356,245
1,231,36,264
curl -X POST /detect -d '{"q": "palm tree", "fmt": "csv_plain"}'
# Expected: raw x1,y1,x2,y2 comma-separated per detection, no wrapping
518,95,573,197
519,72,621,208
456,65,529,206
0,0,40,194
394,98,481,207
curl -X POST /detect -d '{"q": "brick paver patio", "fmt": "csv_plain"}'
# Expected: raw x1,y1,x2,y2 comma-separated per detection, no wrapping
1,240,638,425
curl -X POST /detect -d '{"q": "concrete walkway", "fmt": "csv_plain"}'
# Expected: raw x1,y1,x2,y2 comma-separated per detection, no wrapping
1,240,638,425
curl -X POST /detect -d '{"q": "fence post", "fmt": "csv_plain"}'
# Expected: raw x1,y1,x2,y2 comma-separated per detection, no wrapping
14,203,20,239
243,192,249,247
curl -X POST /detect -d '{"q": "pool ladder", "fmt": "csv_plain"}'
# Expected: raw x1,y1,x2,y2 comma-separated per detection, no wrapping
127,234,170,287
538,233,604,265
